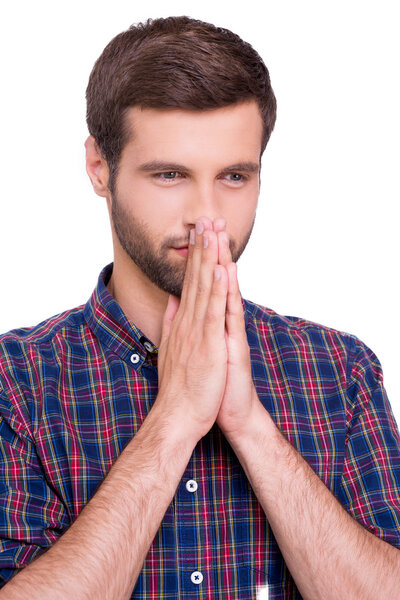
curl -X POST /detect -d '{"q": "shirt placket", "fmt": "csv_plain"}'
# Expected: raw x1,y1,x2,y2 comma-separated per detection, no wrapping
174,450,205,599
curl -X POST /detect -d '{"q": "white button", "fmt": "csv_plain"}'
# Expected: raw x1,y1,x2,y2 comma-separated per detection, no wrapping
130,353,140,364
190,571,203,584
143,341,153,352
186,479,198,492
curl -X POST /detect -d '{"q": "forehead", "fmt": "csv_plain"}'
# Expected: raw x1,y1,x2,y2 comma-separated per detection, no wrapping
121,101,263,165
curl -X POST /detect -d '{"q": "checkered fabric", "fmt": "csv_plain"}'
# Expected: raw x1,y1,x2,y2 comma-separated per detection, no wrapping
1,262,399,599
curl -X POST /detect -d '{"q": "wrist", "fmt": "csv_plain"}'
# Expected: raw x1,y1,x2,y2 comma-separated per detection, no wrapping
226,399,282,463
150,393,207,447
223,391,276,445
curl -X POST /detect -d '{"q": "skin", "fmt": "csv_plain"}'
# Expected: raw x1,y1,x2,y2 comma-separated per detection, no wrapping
85,98,400,599
0,105,258,600
85,100,262,348
2,100,398,599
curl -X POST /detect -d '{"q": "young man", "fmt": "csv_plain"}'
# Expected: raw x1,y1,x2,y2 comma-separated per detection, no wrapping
0,16,399,600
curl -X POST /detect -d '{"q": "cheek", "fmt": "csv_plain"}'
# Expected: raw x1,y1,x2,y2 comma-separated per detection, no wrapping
117,176,178,224
226,197,257,232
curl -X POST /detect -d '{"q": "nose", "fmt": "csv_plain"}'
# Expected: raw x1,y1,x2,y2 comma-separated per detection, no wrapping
184,182,225,229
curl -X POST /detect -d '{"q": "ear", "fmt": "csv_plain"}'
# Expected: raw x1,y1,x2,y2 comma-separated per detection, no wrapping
84,136,110,198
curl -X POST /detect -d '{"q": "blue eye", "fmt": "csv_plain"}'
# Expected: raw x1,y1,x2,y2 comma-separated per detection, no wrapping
152,171,248,184
153,171,184,183
160,172,178,179
224,173,248,183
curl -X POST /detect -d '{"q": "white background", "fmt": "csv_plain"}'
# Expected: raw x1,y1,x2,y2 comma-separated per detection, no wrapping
0,1,399,422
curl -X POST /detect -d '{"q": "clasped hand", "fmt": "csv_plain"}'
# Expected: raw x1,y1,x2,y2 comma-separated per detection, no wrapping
157,217,258,442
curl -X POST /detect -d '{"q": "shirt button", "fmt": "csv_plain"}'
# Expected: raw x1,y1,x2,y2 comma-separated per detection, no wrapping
186,479,198,492
190,571,203,585
130,353,140,364
143,341,153,352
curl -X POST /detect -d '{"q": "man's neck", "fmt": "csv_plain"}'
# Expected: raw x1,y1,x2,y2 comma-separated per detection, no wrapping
106,257,169,349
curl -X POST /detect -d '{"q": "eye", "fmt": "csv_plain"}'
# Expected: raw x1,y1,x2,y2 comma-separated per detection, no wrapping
153,171,183,182
223,173,248,184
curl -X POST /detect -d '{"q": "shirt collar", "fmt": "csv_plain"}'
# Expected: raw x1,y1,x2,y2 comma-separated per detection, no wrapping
83,262,251,368
83,263,154,369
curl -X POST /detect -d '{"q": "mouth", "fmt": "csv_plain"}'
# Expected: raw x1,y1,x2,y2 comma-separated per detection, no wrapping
173,246,189,256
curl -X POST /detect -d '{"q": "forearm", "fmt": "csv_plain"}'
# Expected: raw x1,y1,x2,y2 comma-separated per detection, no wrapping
228,401,400,600
0,401,197,600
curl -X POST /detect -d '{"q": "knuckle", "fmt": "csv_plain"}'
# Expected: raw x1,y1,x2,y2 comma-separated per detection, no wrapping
212,283,226,297
175,315,189,337
185,270,195,287
205,306,223,323
196,282,208,297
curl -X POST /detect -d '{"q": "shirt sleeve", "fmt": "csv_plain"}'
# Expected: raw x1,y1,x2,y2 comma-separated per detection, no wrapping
0,389,71,587
337,339,400,548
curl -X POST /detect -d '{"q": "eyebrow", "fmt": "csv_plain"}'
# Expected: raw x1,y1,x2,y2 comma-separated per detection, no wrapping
137,160,260,174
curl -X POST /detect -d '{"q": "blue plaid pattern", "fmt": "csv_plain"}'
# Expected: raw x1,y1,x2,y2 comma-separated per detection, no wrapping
0,262,399,598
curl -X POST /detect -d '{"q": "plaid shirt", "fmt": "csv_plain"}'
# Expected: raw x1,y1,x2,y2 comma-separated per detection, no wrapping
0,262,399,599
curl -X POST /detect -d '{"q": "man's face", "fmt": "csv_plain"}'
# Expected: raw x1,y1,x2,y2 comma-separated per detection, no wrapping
108,100,262,297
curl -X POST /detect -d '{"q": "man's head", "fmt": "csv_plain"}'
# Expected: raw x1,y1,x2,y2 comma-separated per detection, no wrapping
85,16,276,298
86,16,276,195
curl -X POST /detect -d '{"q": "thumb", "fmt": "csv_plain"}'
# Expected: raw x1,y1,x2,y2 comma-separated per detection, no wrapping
160,294,180,347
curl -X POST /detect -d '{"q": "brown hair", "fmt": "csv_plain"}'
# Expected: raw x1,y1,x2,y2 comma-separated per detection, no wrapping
86,16,277,193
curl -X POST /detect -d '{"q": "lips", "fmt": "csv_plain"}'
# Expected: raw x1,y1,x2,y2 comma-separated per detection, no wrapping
174,246,189,256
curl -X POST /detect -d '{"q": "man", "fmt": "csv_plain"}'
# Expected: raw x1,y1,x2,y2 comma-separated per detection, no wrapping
0,15,399,599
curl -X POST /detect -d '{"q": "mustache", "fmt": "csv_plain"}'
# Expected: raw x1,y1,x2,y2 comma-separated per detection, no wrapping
165,235,236,257
165,233,191,248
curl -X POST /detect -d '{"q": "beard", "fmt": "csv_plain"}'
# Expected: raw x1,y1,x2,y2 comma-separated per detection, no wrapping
110,191,255,298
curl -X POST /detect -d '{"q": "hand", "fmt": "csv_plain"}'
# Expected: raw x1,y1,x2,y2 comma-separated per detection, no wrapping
212,220,259,440
156,218,229,441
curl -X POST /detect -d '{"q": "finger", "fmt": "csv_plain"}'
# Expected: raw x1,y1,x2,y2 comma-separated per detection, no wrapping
217,230,233,267
160,294,180,347
179,218,206,311
213,218,226,233
193,228,219,323
225,262,246,341
179,219,207,316
178,226,196,310
203,264,228,342
200,216,214,232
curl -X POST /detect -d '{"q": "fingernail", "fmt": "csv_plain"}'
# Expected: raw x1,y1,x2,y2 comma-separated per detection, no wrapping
196,221,204,235
190,229,195,245
203,234,208,248
214,266,221,281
